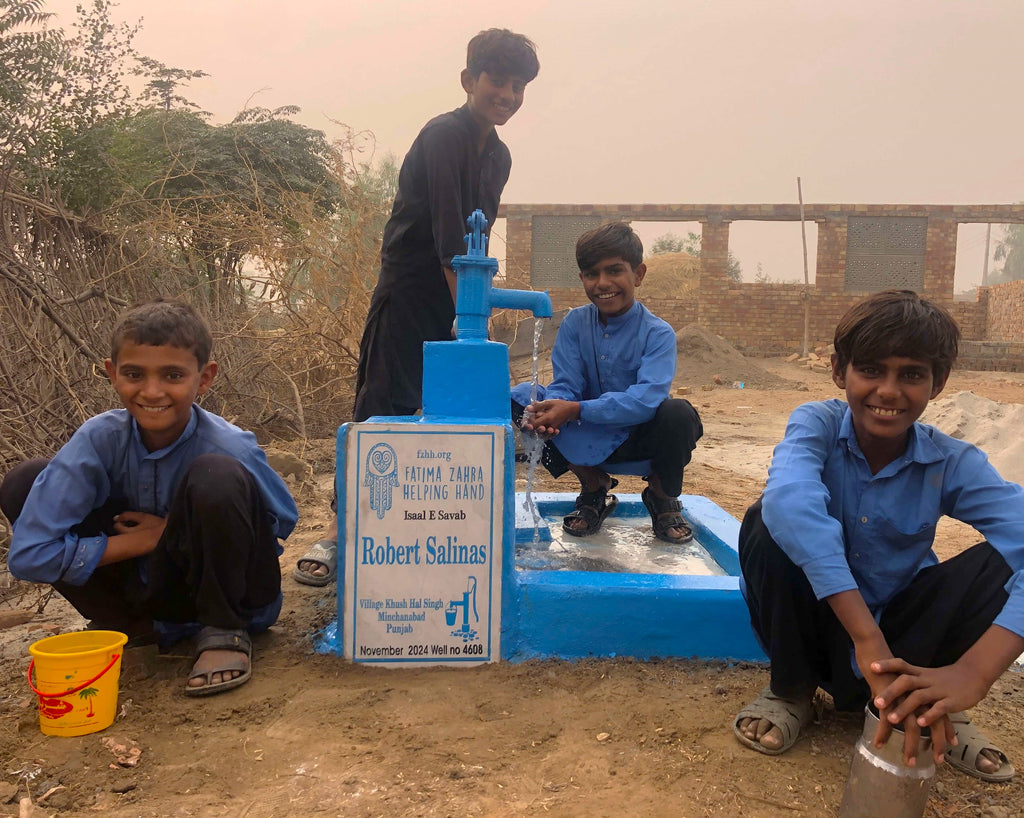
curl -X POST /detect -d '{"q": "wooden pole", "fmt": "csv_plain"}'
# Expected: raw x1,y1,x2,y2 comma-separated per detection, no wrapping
797,177,811,356
982,223,992,287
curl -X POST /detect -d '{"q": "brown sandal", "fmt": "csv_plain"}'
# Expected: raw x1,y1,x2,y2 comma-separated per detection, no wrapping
642,487,693,544
563,479,619,537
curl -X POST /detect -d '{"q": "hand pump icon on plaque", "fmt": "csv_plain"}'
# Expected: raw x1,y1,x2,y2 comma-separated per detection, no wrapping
445,576,479,642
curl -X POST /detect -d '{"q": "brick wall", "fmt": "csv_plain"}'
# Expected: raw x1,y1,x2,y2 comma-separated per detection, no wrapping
985,279,1024,342
499,202,1024,360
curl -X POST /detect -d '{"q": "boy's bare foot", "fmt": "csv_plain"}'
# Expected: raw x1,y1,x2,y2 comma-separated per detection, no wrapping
296,553,333,579
975,749,1003,774
295,518,338,585
183,627,252,697
733,687,813,755
737,716,787,751
186,649,248,689
946,713,1015,780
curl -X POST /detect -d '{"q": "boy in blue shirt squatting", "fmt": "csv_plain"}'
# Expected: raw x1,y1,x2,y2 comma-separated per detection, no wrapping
512,222,703,543
734,289,1023,783
295,28,540,586
2,300,297,697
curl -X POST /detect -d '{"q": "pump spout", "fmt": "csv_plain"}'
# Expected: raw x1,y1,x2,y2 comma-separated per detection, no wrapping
489,287,553,319
423,209,552,419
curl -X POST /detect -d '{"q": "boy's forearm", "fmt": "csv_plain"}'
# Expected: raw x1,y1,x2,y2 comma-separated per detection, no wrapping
827,588,885,645
827,588,897,685
444,267,457,306
98,529,161,566
955,625,1024,694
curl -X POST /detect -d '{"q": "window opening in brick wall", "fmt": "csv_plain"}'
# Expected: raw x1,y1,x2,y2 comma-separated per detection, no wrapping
632,221,704,262
956,223,1016,301
632,221,703,313
728,221,817,284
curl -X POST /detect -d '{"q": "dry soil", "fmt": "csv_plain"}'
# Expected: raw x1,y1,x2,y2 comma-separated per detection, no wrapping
2,360,1024,817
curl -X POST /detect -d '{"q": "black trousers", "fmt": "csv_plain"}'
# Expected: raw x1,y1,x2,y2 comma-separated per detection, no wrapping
512,398,703,497
739,498,1012,710
1,455,282,634
352,277,454,422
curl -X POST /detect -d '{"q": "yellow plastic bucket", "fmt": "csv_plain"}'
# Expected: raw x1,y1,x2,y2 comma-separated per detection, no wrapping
28,630,128,737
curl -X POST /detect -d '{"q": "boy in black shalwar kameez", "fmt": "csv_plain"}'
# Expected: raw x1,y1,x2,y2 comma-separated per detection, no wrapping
294,29,540,585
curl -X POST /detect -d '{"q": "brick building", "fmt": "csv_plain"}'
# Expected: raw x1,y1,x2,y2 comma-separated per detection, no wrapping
499,203,1024,369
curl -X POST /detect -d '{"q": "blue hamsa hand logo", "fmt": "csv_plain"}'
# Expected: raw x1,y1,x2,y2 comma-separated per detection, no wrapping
364,442,399,519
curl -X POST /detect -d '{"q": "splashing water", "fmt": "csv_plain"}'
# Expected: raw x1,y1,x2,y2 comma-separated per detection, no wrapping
521,317,547,546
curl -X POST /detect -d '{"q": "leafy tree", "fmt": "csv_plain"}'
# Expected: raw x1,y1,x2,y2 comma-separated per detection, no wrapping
83,105,343,309
135,55,208,112
991,223,1024,284
650,231,701,256
0,0,65,160
648,230,742,282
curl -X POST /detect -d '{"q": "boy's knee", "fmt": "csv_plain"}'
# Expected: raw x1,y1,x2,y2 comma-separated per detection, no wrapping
739,500,799,576
0,458,49,523
655,399,703,442
182,455,254,506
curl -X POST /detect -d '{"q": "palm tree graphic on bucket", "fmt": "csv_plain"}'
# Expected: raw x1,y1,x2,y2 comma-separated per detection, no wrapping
78,687,99,718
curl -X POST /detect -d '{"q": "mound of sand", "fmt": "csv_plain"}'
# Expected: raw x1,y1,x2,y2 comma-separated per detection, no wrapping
675,324,805,390
643,251,700,298
921,391,1024,486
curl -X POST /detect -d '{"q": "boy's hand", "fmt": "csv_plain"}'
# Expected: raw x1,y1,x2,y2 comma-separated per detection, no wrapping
871,656,974,727
522,400,580,437
113,511,165,537
870,624,1024,767
859,648,955,767
851,633,916,755
99,511,167,565
829,590,939,766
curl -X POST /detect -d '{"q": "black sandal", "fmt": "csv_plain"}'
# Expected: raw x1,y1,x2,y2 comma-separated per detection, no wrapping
642,486,693,544
563,479,619,537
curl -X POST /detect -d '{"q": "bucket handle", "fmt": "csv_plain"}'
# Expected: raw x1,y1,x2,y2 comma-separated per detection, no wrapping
27,653,121,700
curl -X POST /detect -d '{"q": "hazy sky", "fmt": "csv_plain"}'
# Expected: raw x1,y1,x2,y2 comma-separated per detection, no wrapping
46,0,1024,288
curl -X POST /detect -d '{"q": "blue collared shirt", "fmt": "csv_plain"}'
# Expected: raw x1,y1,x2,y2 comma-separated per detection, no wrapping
761,399,1024,638
533,301,676,466
9,405,298,587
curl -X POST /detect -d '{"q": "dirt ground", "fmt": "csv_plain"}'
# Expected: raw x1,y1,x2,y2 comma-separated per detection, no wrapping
3,360,1024,817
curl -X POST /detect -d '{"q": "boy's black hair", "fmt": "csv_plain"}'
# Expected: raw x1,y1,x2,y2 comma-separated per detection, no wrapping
466,29,540,82
575,222,644,271
833,289,960,378
110,298,213,366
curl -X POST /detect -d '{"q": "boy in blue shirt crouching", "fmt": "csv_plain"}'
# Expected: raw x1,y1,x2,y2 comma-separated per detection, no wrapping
734,289,1023,783
2,299,297,697
513,222,703,543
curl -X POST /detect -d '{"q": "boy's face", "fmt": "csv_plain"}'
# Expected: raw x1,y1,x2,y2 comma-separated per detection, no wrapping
580,257,646,321
104,340,217,452
831,353,947,461
461,69,526,130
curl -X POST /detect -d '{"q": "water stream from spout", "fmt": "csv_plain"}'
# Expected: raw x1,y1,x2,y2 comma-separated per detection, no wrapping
521,317,547,546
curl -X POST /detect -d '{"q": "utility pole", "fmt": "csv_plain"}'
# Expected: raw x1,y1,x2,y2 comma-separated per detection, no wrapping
982,223,991,287
798,177,810,357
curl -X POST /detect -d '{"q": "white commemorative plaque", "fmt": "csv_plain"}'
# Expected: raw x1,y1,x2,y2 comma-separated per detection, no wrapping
342,424,504,665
